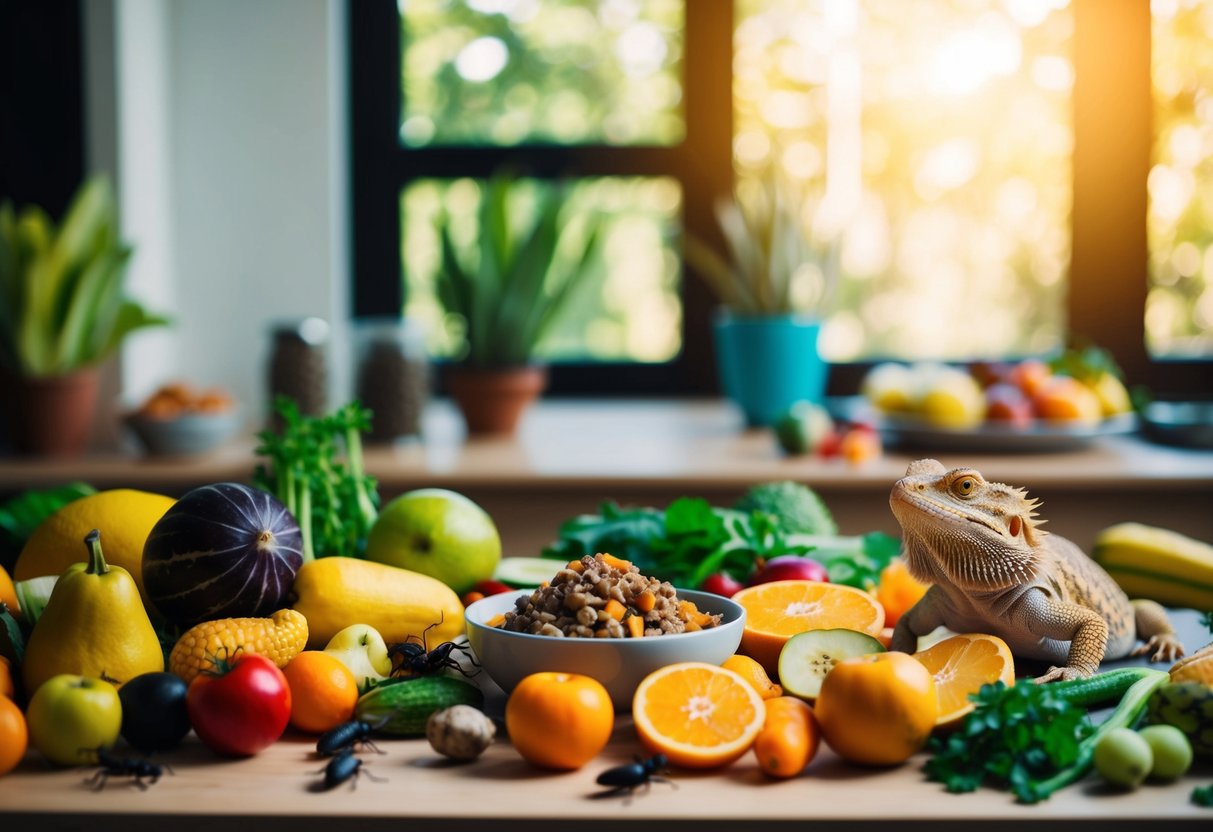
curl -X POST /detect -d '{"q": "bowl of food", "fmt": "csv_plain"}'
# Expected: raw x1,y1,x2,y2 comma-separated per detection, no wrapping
465,555,745,710
124,383,242,456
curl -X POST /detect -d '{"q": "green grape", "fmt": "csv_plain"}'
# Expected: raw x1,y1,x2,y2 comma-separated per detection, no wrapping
1139,724,1193,782
1093,727,1153,789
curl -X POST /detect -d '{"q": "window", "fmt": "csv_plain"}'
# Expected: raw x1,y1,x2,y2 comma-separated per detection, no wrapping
351,0,1210,396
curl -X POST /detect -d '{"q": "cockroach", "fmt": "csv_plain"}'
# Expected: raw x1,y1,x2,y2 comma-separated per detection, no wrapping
85,748,171,791
315,719,383,757
593,754,674,798
316,749,385,791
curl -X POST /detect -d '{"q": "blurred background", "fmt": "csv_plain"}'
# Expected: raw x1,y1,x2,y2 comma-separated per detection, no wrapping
0,0,1209,443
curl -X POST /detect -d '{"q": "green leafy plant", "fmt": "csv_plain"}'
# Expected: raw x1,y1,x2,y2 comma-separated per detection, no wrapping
0,176,168,377
253,398,379,561
683,172,839,316
434,173,601,368
541,490,899,590
924,667,1169,804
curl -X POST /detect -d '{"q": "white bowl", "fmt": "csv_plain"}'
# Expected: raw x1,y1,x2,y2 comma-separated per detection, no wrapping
464,588,745,711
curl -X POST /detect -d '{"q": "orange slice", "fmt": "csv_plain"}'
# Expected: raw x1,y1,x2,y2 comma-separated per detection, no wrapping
631,662,766,769
732,580,885,676
912,633,1015,729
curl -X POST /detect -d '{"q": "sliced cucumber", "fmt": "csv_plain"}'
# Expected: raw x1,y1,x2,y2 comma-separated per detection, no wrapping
778,628,887,701
493,557,566,588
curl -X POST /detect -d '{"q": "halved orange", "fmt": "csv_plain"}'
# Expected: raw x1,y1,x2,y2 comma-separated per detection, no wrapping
631,662,766,769
732,580,885,676
912,633,1015,729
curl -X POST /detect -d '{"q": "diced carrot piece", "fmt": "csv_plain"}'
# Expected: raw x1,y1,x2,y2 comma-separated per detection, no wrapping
626,615,645,638
567,559,586,572
600,553,633,572
486,614,507,628
604,599,626,621
684,619,702,632
677,600,699,619
635,590,656,613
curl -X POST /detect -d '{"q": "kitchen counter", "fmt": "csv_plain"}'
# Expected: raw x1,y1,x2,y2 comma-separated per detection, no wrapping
1,399,1210,556
3,608,1211,831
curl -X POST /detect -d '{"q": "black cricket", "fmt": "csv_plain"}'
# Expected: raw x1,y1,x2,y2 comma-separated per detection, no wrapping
85,748,171,791
317,749,385,791
315,720,382,757
387,617,480,678
594,754,674,797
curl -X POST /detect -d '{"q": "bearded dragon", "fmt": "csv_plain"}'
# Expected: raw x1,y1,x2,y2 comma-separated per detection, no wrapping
888,459,1184,682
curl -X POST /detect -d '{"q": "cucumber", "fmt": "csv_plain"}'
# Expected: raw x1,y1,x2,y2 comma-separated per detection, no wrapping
777,628,886,700
493,557,565,588
355,676,484,736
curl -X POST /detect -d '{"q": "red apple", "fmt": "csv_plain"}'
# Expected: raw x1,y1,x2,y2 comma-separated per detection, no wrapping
747,555,830,586
984,383,1033,428
699,572,745,598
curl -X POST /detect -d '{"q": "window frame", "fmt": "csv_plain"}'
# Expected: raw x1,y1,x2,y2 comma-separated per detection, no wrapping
349,0,731,395
350,0,1211,398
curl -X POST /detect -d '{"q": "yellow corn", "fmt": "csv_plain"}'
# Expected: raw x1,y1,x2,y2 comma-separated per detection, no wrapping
169,608,308,685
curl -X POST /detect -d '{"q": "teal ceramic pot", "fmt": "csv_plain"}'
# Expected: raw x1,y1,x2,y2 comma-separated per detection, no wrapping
713,311,828,426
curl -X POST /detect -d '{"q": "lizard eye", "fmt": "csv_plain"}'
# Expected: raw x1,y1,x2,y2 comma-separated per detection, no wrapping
951,476,979,498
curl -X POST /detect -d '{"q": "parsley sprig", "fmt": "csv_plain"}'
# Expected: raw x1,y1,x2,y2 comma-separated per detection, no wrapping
925,668,1169,804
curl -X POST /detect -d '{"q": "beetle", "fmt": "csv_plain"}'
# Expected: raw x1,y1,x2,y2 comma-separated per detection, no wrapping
388,616,480,679
84,748,172,791
315,749,385,791
315,720,384,757
593,754,674,798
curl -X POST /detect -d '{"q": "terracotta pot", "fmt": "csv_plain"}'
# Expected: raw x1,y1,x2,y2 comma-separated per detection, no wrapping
446,365,548,436
1,368,101,457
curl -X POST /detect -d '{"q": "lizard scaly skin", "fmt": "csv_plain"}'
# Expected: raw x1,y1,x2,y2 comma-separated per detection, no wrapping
888,459,1185,682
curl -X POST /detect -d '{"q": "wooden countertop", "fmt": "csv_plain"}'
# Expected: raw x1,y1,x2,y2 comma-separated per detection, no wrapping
2,398,1211,556
1,398,1210,493
3,610,1211,831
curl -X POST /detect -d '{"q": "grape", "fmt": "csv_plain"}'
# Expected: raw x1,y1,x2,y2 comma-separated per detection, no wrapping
1139,724,1193,782
1093,727,1153,789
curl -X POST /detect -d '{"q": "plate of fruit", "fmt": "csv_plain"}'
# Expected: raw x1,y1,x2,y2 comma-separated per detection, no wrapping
849,349,1137,452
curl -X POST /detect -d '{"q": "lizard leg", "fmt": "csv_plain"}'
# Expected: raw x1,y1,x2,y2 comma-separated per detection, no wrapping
1011,590,1108,683
890,585,949,654
1129,599,1185,663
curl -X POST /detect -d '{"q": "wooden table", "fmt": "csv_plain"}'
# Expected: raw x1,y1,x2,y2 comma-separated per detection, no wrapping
2,399,1211,556
3,611,1212,831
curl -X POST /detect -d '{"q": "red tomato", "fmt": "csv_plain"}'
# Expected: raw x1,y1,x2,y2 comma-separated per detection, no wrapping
186,653,291,756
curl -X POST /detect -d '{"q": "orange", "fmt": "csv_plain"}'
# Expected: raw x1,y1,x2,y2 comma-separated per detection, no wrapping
283,651,359,734
814,651,937,767
0,564,17,617
753,695,820,779
505,672,613,770
0,694,27,776
874,558,929,629
1169,641,1213,686
631,662,765,769
913,633,1015,729
721,654,782,700
0,656,14,700
732,580,885,676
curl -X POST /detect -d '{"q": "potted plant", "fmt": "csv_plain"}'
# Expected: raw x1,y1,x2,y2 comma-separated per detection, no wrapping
433,173,600,435
0,176,167,456
684,174,840,426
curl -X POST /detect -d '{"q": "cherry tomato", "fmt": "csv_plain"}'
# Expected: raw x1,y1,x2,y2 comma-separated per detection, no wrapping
186,653,291,756
699,572,745,598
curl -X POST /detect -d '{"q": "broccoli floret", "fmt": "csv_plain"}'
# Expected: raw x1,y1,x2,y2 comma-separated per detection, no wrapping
734,481,837,536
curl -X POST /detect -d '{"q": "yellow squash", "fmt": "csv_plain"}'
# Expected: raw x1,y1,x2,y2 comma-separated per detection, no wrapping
291,557,464,649
1092,522,1213,612
22,529,164,693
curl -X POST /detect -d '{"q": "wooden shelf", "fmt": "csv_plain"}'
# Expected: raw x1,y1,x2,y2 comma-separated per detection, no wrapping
2,399,1211,556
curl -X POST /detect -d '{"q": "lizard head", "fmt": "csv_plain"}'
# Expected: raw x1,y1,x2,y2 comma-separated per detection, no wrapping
888,458,1045,591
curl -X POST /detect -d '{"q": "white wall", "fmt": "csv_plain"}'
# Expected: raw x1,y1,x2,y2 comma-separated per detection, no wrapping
88,0,349,425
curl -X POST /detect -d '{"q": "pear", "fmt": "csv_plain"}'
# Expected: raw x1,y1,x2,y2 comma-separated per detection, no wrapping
22,530,164,694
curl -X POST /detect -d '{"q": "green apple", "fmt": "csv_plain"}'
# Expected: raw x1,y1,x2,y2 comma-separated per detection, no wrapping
26,674,122,766
365,488,501,594
325,624,392,690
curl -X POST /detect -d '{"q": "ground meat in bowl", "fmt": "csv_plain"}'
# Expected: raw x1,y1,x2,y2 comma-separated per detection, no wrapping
499,553,722,638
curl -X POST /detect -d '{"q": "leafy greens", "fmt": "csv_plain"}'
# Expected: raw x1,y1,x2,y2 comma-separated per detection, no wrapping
541,496,899,590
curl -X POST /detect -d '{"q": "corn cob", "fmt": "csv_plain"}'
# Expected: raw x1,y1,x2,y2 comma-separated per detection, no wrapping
169,608,308,684
1091,522,1213,612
